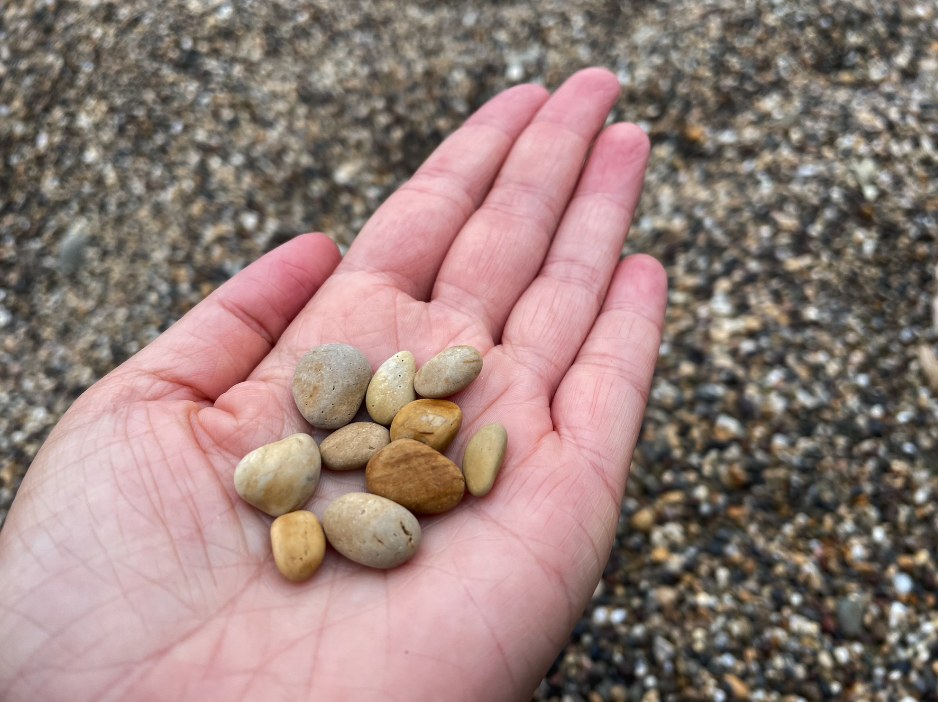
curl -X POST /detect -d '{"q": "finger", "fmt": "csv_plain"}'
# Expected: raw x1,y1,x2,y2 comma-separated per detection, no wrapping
116,234,342,402
431,68,621,338
551,254,667,495
340,84,549,299
502,122,650,393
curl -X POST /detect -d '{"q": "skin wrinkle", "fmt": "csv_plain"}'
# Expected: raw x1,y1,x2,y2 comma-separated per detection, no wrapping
481,178,567,232
398,172,479,223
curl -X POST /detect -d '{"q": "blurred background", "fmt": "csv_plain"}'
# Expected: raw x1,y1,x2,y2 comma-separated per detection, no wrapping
2,1,938,700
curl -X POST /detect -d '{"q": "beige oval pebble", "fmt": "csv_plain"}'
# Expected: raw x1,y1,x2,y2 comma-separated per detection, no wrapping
390,399,462,452
234,434,321,516
292,344,372,429
320,422,390,471
366,351,417,425
463,424,507,497
270,510,326,582
322,493,421,569
414,345,483,398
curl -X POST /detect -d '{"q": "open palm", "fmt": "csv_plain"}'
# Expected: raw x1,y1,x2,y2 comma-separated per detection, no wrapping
0,69,666,702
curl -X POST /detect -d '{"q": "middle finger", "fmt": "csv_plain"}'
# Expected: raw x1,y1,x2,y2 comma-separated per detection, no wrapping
429,68,621,341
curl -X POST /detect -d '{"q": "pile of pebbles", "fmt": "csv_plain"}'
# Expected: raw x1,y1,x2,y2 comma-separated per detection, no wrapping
234,343,506,580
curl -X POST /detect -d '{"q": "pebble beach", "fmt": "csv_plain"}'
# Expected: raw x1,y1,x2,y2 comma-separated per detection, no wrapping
2,2,938,701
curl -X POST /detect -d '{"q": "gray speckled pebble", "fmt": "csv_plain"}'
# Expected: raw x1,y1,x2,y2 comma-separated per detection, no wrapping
292,344,372,429
414,346,483,398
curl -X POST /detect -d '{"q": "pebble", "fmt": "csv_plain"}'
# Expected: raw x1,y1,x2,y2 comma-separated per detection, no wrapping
366,351,417,425
390,399,462,452
894,571,914,596
233,434,321,516
631,507,656,532
270,510,326,582
836,597,864,638
322,493,421,569
413,345,483,398
723,674,750,700
462,423,507,497
292,344,372,429
319,422,390,471
365,438,465,514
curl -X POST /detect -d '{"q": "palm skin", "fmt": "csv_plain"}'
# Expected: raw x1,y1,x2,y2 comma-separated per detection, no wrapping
0,69,666,702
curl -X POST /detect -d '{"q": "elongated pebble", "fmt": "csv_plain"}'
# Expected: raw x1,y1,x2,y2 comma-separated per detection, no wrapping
320,422,390,471
234,434,321,516
463,424,507,497
271,511,326,582
366,351,417,425
414,346,482,398
322,493,421,569
292,344,372,429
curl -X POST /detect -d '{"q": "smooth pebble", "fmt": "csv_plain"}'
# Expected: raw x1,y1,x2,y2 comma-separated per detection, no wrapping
234,434,321,516
322,493,421,569
463,423,507,497
413,345,483,398
389,399,462,452
292,344,372,429
320,422,390,471
366,351,417,425
366,438,465,514
270,510,326,582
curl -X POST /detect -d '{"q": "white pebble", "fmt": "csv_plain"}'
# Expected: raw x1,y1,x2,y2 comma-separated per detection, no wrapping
894,572,914,596
591,606,609,626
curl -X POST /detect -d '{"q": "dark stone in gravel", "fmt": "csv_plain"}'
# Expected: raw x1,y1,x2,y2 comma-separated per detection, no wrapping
837,597,864,638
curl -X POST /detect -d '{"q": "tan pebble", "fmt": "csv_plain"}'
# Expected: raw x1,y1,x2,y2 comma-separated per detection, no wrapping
270,511,326,582
322,493,421,569
366,351,417,425
292,344,372,429
366,439,465,514
389,399,462,452
463,423,507,497
320,422,390,471
234,434,321,516
724,673,750,700
650,546,671,563
630,507,656,532
414,345,482,398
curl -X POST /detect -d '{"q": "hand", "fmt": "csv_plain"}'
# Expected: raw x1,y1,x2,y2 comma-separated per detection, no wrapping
0,68,666,702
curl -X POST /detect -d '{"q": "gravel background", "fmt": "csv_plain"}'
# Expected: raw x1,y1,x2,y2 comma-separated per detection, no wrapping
3,1,938,700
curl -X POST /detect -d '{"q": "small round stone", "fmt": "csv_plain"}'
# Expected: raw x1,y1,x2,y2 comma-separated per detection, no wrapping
292,344,372,429
463,423,507,497
366,351,417,425
270,510,326,582
366,438,465,514
630,507,656,532
389,399,462,452
322,493,421,569
414,345,483,398
233,434,321,516
320,422,390,471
